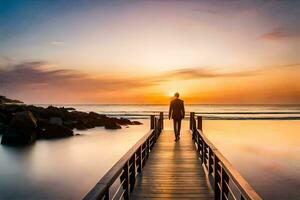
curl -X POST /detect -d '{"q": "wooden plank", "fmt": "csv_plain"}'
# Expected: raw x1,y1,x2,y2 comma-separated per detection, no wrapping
131,130,214,200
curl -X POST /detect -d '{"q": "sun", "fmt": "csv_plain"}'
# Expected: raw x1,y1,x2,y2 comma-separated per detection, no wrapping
168,92,175,97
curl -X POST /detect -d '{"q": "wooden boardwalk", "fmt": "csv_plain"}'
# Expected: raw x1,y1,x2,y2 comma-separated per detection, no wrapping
131,130,214,199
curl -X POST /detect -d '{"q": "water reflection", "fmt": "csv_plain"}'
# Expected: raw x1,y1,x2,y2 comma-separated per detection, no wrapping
203,120,300,200
0,119,299,199
0,120,150,200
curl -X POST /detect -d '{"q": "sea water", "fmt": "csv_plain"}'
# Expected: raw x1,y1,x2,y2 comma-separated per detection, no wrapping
0,104,299,199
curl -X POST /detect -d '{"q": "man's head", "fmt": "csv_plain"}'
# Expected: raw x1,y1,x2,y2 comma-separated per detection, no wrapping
174,92,179,98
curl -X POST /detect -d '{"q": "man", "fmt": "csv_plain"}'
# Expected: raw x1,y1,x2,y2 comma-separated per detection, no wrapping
169,92,185,141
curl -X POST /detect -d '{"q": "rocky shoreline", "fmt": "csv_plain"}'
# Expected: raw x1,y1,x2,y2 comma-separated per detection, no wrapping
0,97,142,146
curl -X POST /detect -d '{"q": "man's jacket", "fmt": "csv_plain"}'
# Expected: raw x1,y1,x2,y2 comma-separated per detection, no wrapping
169,99,185,120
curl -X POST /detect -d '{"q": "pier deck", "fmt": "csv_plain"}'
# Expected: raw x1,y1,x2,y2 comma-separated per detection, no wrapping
83,113,262,200
131,130,214,199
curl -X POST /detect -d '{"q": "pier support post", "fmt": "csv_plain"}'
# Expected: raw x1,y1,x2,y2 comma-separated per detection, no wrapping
150,115,155,129
190,112,195,130
159,112,164,130
197,116,202,131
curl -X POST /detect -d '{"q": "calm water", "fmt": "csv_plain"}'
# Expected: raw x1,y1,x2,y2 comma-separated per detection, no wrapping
0,105,299,199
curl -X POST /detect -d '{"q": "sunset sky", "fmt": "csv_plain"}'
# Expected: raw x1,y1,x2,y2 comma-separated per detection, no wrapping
0,0,299,104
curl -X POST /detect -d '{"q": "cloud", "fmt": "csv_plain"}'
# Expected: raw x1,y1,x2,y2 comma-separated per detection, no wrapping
260,27,288,40
260,26,300,41
163,67,258,80
1,61,299,103
0,61,157,95
160,63,300,81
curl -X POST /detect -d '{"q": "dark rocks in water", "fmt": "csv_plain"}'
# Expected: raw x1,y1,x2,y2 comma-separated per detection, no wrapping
26,105,49,119
0,112,7,123
63,107,76,111
0,96,143,145
131,121,143,125
37,119,73,139
49,117,63,125
0,104,26,115
39,124,73,139
73,120,92,130
1,111,37,145
104,121,122,129
109,117,143,126
88,111,104,119
0,123,6,135
44,105,68,119
70,111,106,130
112,117,131,125
0,95,23,104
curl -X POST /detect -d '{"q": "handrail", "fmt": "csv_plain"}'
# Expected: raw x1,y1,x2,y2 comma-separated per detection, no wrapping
190,112,262,200
83,113,163,200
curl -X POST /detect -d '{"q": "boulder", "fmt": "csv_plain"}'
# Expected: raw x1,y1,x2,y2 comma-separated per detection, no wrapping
39,124,73,139
73,120,93,130
0,96,23,104
0,123,5,135
0,112,6,122
49,117,63,125
67,111,89,121
26,105,49,119
63,107,76,111
0,104,25,114
131,121,143,125
1,111,37,145
88,111,104,119
63,120,76,129
104,121,122,129
45,106,68,119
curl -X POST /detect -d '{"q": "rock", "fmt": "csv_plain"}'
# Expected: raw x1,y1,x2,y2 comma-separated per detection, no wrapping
0,98,144,145
49,117,63,125
39,124,73,139
73,120,91,130
88,111,103,119
0,104,26,114
26,105,49,119
104,121,122,129
0,123,5,135
63,120,76,129
63,107,76,111
131,121,143,125
45,106,68,119
0,96,23,104
0,112,6,122
1,111,37,145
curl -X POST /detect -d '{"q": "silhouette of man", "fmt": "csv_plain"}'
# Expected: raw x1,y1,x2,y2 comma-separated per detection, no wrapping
169,92,185,141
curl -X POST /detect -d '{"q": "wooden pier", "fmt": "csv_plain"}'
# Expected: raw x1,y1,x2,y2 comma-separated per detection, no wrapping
83,112,262,200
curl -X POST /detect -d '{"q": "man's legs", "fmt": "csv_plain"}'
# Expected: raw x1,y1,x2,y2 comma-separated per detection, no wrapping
173,119,178,140
177,119,182,139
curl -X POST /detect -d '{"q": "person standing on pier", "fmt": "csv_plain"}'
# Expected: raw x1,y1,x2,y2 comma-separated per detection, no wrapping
169,92,185,141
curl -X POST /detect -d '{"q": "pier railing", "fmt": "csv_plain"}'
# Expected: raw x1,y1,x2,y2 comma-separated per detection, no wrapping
83,113,163,200
190,112,262,200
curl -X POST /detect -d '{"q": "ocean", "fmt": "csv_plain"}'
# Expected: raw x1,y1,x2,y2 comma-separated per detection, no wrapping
0,104,299,199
